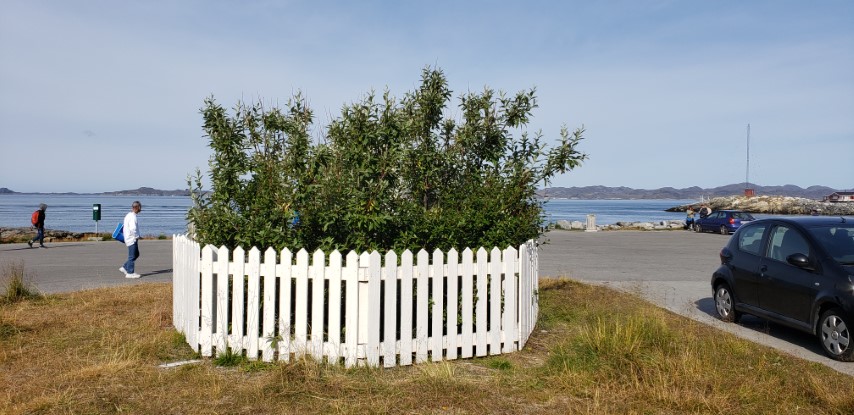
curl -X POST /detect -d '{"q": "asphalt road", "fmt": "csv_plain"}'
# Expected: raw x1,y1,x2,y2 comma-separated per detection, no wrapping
0,239,174,293
1,231,852,376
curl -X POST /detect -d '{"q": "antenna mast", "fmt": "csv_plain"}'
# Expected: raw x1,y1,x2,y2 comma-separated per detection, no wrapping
746,123,750,189
744,124,755,197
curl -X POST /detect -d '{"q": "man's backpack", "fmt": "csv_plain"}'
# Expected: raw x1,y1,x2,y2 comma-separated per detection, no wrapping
31,210,39,226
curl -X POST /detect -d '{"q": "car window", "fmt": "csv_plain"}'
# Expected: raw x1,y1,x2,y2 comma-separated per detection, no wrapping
809,225,854,265
738,223,767,255
709,212,721,219
767,225,810,262
733,212,754,220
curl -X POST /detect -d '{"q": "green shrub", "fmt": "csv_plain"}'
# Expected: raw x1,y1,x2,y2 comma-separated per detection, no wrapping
189,66,586,252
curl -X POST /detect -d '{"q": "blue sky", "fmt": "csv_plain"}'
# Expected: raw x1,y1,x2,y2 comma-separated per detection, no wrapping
1,0,852,193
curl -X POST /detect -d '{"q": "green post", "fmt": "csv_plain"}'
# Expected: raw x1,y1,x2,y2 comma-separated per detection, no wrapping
93,204,101,233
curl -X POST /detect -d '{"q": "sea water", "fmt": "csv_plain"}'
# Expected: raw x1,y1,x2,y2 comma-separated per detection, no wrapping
0,194,696,236
0,194,192,236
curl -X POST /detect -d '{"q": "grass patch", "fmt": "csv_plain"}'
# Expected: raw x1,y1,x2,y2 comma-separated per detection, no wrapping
1,261,42,303
213,348,248,367
1,279,853,413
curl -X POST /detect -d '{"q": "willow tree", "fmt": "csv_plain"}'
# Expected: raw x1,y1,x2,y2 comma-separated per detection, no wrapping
188,67,587,252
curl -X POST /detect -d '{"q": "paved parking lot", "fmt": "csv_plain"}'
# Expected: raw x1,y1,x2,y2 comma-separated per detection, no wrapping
540,229,854,376
2,231,852,376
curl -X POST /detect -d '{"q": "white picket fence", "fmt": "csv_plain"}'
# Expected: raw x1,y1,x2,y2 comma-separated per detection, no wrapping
172,235,539,367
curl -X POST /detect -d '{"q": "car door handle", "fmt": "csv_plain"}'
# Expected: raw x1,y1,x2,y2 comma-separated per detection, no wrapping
760,265,767,276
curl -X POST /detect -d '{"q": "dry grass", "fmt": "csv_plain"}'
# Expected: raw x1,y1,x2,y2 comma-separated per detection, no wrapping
2,278,854,414
1,261,42,303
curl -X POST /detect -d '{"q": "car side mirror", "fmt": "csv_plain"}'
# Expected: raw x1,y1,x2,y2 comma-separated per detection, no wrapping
787,253,813,270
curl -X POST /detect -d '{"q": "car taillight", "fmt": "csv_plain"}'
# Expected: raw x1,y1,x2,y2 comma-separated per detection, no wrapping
729,218,735,224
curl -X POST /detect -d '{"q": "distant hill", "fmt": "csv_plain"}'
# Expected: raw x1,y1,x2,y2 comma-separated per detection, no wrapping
101,187,190,196
0,187,190,196
538,184,850,200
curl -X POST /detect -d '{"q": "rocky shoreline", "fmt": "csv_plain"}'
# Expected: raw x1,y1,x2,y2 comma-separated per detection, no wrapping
0,227,92,243
665,195,854,216
553,195,854,232
554,220,686,232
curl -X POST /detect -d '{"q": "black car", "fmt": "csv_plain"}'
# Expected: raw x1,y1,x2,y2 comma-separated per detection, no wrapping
710,216,854,361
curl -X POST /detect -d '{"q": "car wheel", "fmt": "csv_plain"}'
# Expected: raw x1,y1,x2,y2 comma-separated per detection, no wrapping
818,308,854,362
719,225,728,235
714,283,740,323
694,224,702,233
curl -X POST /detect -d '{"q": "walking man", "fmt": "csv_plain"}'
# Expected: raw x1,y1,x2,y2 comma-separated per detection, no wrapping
119,201,143,279
28,203,47,248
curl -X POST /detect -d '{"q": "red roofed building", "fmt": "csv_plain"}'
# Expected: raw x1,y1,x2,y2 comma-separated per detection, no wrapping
823,192,854,203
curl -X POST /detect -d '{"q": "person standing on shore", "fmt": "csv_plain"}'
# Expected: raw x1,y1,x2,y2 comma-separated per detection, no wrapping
27,203,47,248
119,201,142,279
685,206,696,230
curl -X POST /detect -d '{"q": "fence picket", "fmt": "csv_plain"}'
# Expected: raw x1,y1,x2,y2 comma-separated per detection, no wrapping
399,250,414,366
261,247,277,361
460,248,474,359
230,247,245,352
189,238,201,351
502,246,518,353
365,251,381,367
446,248,459,360
311,250,325,359
489,247,502,355
200,245,214,356
327,251,342,363
214,246,230,354
431,249,444,361
531,242,539,346
277,248,293,362
382,251,397,367
246,247,261,360
344,251,359,367
415,250,429,364
475,247,488,357
520,243,531,348
294,249,309,357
